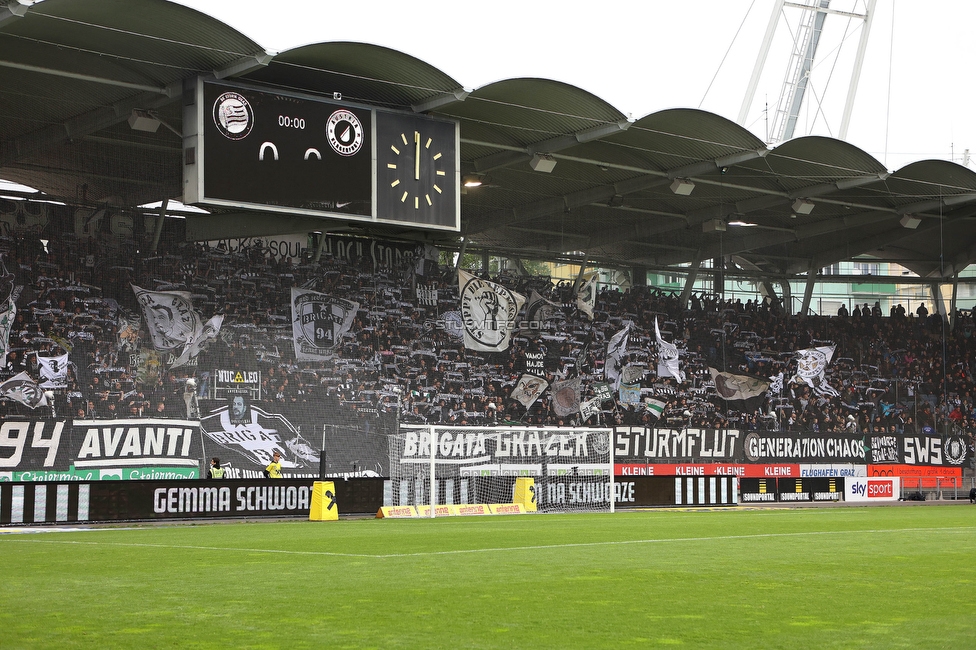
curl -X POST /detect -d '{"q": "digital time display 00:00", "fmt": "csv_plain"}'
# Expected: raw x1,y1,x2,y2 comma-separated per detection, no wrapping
278,115,306,129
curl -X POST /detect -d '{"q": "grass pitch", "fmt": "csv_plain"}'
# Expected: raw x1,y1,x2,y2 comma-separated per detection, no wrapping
1,505,975,649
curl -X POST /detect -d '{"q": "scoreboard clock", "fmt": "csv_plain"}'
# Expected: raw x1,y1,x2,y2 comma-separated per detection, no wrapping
375,111,459,229
184,78,460,232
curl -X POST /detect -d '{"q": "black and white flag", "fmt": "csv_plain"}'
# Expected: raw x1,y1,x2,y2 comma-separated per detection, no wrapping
37,353,69,388
132,285,201,352
523,290,559,338
458,270,525,352
171,314,224,369
709,367,770,401
132,285,222,368
0,371,48,409
416,285,438,307
291,287,359,362
0,295,13,366
510,373,549,409
792,345,840,397
550,376,581,417
576,273,597,319
655,317,684,382
605,324,631,388
580,397,601,420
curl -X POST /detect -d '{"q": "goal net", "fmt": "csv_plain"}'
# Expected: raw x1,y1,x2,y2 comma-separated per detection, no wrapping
390,425,614,515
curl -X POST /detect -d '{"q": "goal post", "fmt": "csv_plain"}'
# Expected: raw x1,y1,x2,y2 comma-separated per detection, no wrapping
390,425,615,516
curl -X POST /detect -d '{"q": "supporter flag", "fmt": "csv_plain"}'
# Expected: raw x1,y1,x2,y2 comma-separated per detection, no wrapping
523,290,558,338
0,256,13,365
0,371,48,409
576,273,597,319
655,317,684,382
618,382,641,405
171,314,224,369
768,371,784,396
416,285,438,307
791,345,840,397
550,376,581,417
604,324,631,388
457,270,525,352
0,295,14,365
591,382,613,403
37,353,69,388
645,398,667,419
510,373,549,409
132,284,223,368
291,287,359,362
620,363,646,385
132,285,201,352
580,397,601,421
709,367,770,401
117,312,141,352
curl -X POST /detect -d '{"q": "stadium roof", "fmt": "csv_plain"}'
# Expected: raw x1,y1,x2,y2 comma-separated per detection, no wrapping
2,0,976,281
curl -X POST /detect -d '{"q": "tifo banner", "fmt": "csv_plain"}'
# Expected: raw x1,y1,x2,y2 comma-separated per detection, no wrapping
396,427,610,477
614,427,742,463
576,273,597,319
708,367,769,401
522,290,559,337
612,427,971,468
741,431,866,463
0,418,202,481
198,401,321,478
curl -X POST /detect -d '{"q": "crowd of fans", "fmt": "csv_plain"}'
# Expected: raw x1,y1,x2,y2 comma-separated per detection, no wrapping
2,206,976,445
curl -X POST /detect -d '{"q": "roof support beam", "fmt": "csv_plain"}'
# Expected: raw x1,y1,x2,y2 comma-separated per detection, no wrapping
412,87,471,113
0,59,172,94
0,82,182,165
679,249,704,310
585,172,890,251
467,148,767,237
801,223,942,275
0,1,28,28
800,262,817,316
472,119,632,173
213,51,274,79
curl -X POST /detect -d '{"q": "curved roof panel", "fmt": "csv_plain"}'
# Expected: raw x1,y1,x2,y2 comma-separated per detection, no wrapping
1,0,974,281
243,42,464,110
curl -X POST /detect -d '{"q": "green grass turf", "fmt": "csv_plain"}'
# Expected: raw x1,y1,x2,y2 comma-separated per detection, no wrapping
1,505,975,649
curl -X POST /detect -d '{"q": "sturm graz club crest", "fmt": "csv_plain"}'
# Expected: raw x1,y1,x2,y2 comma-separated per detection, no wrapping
943,435,969,465
212,92,254,141
290,288,359,361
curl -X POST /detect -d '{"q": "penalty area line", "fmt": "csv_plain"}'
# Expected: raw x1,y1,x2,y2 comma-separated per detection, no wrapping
3,526,973,558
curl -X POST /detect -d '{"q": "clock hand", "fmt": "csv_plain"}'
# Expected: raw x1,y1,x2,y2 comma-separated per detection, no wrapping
414,131,420,180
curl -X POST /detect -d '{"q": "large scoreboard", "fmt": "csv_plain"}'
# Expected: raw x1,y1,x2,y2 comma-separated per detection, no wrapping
183,78,460,231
